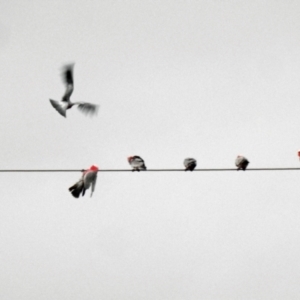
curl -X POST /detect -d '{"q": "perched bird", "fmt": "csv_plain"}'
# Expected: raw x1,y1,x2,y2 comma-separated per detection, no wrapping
69,165,99,198
235,156,249,171
49,64,99,117
128,156,147,171
184,158,197,171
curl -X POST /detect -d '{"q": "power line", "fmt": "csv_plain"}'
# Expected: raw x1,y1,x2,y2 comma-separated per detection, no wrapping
0,168,300,172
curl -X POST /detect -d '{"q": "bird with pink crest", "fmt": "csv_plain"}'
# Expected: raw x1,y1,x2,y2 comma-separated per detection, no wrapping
69,165,99,198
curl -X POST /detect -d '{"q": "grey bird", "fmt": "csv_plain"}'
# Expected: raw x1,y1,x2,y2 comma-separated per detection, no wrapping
235,155,249,171
69,165,99,198
128,156,147,171
49,64,99,117
184,158,197,171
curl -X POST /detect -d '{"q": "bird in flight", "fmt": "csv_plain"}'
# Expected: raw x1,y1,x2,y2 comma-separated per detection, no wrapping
128,156,147,171
235,155,249,171
49,64,99,117
69,165,99,198
184,158,197,171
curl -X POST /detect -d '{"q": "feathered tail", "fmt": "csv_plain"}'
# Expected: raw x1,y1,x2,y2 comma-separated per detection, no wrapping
185,163,196,171
69,180,85,198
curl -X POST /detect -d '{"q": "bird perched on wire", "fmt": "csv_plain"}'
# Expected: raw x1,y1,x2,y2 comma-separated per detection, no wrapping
49,64,99,117
69,165,99,198
184,158,197,171
128,156,147,171
235,156,249,171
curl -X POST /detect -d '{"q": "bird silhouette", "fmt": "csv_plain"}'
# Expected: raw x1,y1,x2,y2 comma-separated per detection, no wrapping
49,64,99,117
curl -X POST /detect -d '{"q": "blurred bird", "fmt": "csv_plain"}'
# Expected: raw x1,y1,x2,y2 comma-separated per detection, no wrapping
128,156,147,171
184,158,197,171
235,156,249,171
49,64,99,117
69,165,99,198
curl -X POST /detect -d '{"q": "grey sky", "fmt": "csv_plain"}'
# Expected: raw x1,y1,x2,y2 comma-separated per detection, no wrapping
1,0,300,299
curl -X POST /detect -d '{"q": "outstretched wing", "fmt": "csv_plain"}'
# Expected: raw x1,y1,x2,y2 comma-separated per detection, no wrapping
49,99,67,117
77,103,99,116
61,64,74,102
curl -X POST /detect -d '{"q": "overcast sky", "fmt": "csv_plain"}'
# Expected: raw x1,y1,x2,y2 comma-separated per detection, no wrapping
1,0,300,299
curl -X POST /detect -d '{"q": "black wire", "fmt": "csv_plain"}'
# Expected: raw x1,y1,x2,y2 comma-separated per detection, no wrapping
0,168,300,172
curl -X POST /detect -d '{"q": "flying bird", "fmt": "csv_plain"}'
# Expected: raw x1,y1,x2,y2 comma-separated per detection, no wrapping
128,156,147,171
235,156,249,171
69,165,99,198
184,158,197,171
49,64,99,117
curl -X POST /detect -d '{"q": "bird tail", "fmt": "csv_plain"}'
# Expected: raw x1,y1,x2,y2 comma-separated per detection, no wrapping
69,180,85,198
185,164,196,171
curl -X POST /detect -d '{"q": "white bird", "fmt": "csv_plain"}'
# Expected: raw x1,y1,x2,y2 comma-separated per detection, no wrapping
69,165,99,198
49,64,99,117
128,156,147,171
184,158,197,171
235,155,249,171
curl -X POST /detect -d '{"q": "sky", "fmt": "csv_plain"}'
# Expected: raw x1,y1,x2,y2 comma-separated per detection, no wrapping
1,0,300,299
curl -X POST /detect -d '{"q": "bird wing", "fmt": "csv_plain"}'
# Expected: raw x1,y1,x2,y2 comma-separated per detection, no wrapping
83,171,97,197
184,158,196,167
62,84,74,102
61,64,74,102
49,99,67,117
132,156,146,169
133,156,144,162
235,156,247,167
77,103,99,116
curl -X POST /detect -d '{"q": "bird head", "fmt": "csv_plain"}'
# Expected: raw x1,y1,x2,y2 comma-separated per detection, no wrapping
89,165,99,171
127,156,133,163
